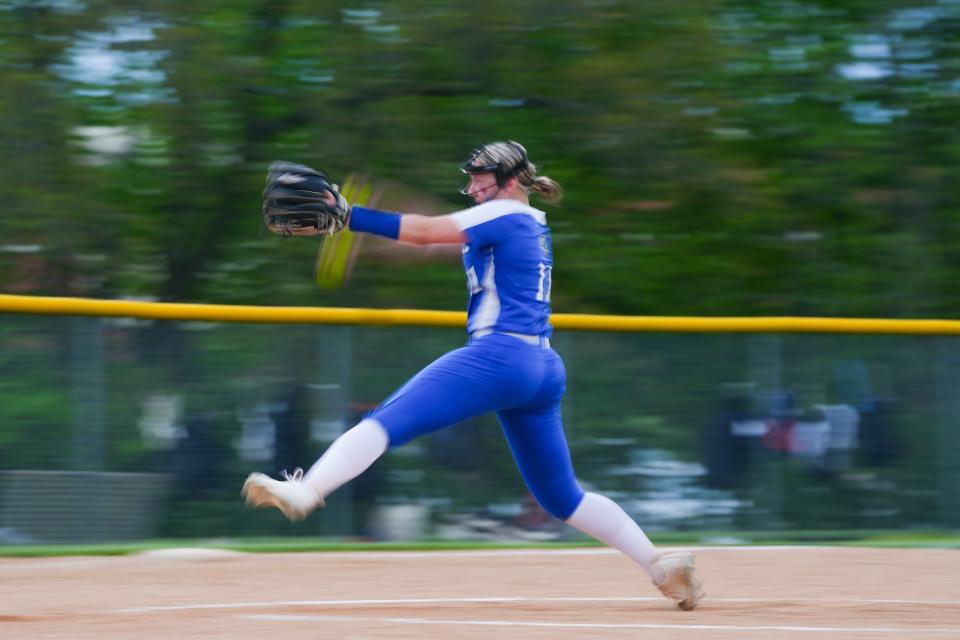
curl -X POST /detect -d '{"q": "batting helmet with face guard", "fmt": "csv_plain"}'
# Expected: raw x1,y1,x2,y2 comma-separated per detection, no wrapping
460,140,530,188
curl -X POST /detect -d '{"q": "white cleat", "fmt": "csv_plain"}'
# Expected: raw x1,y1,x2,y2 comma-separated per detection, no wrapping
652,551,705,611
241,468,324,522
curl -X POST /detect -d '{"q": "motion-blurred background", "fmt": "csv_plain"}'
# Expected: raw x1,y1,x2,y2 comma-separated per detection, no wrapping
1,0,959,545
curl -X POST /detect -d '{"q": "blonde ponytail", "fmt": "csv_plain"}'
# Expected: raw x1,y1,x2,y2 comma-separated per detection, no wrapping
528,175,563,204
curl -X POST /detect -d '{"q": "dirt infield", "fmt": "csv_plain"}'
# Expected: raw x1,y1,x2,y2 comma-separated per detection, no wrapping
1,546,958,639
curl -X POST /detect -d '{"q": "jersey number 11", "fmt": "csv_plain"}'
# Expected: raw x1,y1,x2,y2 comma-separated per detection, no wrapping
536,262,553,302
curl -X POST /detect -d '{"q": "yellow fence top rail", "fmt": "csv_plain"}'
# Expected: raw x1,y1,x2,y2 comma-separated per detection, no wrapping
2,293,960,335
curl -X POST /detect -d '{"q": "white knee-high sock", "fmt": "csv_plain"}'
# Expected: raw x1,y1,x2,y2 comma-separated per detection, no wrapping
302,418,389,499
565,492,665,583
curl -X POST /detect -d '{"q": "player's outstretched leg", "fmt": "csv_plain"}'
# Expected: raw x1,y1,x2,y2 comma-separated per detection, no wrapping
242,418,389,522
651,551,705,611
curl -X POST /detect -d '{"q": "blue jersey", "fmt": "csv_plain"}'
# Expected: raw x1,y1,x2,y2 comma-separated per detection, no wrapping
450,200,553,336
369,199,582,521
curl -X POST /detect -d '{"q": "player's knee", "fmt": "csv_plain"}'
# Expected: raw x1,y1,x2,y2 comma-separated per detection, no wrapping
530,484,585,521
366,411,414,449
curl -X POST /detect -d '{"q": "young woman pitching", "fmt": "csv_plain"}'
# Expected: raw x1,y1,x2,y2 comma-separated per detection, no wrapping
245,141,704,610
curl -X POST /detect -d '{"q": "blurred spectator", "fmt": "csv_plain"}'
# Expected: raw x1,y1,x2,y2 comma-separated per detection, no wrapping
173,414,218,494
271,385,311,474
704,383,753,489
830,360,900,467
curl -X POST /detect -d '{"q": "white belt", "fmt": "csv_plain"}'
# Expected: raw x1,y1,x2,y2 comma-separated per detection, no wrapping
472,329,550,348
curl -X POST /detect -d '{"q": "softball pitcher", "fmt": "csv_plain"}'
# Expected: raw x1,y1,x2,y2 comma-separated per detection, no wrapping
245,141,704,610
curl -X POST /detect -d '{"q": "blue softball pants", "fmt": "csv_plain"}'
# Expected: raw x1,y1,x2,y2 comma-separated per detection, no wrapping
368,332,585,520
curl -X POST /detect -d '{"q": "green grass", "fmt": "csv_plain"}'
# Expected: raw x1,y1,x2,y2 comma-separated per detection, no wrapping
1,530,958,558
1,538,591,558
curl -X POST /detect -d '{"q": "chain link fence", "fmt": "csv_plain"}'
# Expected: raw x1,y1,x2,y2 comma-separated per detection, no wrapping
1,310,957,544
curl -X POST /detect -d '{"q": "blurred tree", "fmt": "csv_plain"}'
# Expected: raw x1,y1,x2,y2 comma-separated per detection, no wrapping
0,0,956,436
2,0,958,316
3,0,957,316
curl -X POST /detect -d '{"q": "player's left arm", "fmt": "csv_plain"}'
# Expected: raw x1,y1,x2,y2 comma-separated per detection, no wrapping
395,203,524,247
397,214,465,245
344,195,540,247
347,203,466,246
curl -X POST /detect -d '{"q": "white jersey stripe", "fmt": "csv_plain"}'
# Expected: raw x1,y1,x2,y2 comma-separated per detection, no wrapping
470,255,500,331
451,199,547,230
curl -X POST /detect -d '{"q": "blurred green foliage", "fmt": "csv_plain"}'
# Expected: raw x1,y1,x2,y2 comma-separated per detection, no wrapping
1,0,958,316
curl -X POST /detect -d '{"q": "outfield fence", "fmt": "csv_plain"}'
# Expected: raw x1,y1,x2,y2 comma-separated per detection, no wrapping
0,294,958,544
